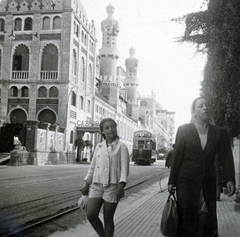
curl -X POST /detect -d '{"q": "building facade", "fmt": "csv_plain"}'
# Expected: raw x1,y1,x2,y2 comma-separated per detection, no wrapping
0,0,174,164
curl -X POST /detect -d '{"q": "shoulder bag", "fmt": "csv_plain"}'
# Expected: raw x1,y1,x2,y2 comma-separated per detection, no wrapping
160,192,179,236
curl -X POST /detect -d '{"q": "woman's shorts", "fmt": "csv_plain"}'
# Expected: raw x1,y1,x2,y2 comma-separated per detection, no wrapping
89,183,118,203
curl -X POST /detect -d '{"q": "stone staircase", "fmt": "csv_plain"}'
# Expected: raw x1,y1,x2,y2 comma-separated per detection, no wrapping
0,153,10,165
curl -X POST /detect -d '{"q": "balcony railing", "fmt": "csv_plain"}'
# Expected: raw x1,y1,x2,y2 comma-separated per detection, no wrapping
40,71,58,80
12,71,29,79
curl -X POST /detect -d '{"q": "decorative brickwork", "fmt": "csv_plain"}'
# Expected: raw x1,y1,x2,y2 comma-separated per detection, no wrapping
40,33,61,40
36,99,58,104
15,35,33,41
8,98,29,104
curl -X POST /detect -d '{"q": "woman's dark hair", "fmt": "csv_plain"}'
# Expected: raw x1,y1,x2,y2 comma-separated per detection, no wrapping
99,118,118,139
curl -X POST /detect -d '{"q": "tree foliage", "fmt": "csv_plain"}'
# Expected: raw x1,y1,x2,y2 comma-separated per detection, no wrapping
180,0,240,139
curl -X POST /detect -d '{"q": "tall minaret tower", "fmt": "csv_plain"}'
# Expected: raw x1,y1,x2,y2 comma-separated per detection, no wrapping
99,4,120,107
124,47,139,120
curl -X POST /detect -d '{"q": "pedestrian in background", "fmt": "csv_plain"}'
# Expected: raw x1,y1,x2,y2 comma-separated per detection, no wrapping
74,134,85,161
165,144,175,168
168,97,235,237
81,118,130,237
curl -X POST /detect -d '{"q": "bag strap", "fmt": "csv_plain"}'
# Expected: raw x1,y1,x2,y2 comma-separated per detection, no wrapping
172,193,177,202
168,192,177,203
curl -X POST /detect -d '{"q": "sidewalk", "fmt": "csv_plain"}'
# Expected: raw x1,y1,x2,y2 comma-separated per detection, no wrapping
113,188,240,237
49,175,240,237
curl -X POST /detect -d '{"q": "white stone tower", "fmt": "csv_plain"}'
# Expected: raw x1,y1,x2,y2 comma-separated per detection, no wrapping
124,47,139,120
99,4,120,107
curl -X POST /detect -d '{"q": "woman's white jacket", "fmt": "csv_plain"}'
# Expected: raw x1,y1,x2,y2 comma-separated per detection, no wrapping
84,139,129,186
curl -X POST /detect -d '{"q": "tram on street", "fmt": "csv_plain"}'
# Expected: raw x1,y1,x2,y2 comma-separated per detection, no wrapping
132,130,156,165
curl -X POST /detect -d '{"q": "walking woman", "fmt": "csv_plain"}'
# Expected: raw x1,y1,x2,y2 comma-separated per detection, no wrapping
81,118,129,237
168,97,236,237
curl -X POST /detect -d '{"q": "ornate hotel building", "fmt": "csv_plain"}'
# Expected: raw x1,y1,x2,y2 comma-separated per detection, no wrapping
0,0,174,163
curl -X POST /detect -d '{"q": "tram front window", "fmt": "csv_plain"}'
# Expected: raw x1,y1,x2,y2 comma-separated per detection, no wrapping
138,141,145,149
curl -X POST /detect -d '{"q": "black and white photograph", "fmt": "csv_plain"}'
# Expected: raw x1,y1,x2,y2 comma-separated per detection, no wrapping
0,0,240,236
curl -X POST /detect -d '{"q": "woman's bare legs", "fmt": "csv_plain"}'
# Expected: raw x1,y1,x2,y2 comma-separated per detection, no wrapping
103,201,118,237
87,197,104,237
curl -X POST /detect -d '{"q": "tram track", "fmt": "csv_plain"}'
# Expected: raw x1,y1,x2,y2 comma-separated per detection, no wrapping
1,170,169,237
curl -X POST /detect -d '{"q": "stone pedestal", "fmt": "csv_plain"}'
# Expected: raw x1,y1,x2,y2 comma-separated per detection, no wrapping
10,150,31,166
25,120,39,152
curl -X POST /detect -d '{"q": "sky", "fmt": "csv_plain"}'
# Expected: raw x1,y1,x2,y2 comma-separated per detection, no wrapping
80,0,207,128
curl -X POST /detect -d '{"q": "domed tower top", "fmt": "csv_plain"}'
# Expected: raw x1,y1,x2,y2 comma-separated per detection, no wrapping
107,3,115,18
101,3,119,35
99,3,119,53
125,46,138,69
129,46,136,57
124,47,139,103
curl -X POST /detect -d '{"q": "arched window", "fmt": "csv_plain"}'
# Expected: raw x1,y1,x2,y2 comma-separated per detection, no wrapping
84,34,87,45
76,25,79,37
80,96,83,110
41,44,58,71
12,44,29,71
10,86,18,97
53,16,61,29
88,64,92,90
74,22,79,37
21,86,29,97
38,86,47,97
80,57,85,82
10,109,27,123
72,49,77,76
49,86,58,97
140,101,148,107
71,91,76,106
70,131,74,144
87,100,91,113
24,17,32,31
0,19,5,32
91,42,94,53
14,18,22,31
81,31,84,43
89,40,91,51
38,109,56,124
42,16,50,30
